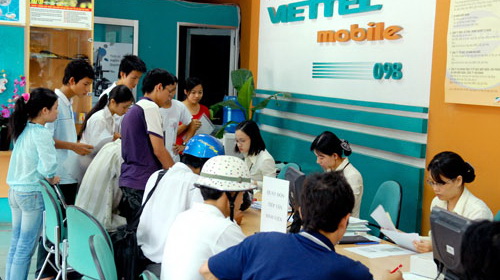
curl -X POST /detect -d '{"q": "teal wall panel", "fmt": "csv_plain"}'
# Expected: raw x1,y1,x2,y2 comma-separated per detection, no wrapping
0,25,25,108
0,198,11,222
95,0,239,97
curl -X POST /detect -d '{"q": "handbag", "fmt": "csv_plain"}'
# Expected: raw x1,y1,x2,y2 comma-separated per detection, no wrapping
110,169,167,280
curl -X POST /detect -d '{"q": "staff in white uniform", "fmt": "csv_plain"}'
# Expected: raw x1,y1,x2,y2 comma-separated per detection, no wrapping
77,85,134,181
234,120,276,189
413,151,493,253
310,131,363,218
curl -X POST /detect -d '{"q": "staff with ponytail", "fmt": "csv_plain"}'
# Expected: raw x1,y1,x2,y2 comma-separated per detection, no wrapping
310,131,363,218
413,151,493,253
5,88,60,280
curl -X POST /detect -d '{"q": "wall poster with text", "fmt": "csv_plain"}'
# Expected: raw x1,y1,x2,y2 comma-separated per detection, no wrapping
258,0,437,107
29,0,92,29
0,0,26,24
445,0,500,107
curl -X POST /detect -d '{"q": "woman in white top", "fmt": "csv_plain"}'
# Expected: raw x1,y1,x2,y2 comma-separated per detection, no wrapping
77,85,134,180
235,120,276,188
310,131,363,218
413,151,493,253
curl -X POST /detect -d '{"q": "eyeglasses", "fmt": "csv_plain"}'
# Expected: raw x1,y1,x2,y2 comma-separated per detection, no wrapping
426,178,454,187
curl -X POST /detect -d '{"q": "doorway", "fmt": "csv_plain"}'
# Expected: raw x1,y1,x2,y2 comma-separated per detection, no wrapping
177,25,238,124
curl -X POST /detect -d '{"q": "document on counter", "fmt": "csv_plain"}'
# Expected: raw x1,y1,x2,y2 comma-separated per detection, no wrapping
381,229,420,251
370,205,397,231
345,244,415,258
402,272,434,280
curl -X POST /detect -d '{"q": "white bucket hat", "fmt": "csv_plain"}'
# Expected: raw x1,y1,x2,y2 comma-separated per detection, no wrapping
196,155,254,191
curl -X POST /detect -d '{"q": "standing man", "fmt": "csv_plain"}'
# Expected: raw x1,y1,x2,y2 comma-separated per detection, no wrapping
119,68,175,223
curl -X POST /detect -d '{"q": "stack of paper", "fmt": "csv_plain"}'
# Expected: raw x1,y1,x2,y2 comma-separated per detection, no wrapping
370,205,420,251
346,217,370,232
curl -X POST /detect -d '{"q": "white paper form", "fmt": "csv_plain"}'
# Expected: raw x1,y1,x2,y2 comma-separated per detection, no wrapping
345,244,415,258
381,229,420,251
260,176,289,233
196,114,215,135
370,205,397,231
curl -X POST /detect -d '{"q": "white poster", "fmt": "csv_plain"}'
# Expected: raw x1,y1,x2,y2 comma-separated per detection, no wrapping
258,0,436,107
93,42,133,97
445,0,500,106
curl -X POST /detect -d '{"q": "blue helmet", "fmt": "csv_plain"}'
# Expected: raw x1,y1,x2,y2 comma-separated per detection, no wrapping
183,134,225,159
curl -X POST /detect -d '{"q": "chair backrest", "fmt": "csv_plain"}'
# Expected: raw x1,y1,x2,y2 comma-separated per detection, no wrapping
89,234,117,280
40,180,67,209
66,205,113,278
40,181,65,243
495,210,500,222
285,166,306,210
368,180,402,236
277,162,301,180
140,270,159,280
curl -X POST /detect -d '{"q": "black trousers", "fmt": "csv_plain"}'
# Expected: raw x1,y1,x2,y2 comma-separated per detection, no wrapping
118,187,145,225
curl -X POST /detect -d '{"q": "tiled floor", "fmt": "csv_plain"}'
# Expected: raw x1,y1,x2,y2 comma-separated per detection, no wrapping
0,223,37,279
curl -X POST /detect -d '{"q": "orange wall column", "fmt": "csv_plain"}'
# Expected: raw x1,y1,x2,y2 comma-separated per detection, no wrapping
423,0,500,233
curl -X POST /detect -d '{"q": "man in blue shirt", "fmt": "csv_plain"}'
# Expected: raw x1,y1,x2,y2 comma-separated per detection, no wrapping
200,172,404,280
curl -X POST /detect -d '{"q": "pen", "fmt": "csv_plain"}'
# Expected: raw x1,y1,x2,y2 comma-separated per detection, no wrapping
390,264,403,274
355,241,380,245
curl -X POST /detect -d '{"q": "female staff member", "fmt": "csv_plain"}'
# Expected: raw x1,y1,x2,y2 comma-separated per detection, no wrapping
176,77,209,146
413,151,493,253
310,131,363,217
235,120,276,189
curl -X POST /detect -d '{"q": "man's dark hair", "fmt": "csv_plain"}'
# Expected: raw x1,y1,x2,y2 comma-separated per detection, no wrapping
300,171,354,233
197,185,224,201
62,59,95,84
461,220,500,280
181,154,210,169
141,68,175,94
118,54,147,79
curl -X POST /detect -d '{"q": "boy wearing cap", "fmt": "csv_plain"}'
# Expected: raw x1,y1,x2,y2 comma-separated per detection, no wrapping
137,134,224,276
160,155,254,280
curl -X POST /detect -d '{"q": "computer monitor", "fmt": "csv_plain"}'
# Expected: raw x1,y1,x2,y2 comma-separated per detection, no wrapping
430,207,473,280
284,166,305,210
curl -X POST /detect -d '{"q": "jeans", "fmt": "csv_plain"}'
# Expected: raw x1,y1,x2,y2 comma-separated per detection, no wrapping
6,189,44,280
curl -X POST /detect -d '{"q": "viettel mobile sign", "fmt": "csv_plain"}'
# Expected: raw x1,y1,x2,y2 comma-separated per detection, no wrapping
258,0,436,107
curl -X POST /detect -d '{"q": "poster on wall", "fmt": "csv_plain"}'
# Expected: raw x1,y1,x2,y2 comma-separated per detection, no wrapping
0,0,26,24
258,0,436,107
92,42,133,101
29,0,92,29
445,0,500,107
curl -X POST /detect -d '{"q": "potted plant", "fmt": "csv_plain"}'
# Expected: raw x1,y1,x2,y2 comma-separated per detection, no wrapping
210,69,287,138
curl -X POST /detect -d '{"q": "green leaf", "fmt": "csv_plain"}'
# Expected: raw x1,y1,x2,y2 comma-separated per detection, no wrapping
237,77,254,120
231,69,253,92
210,100,244,116
214,121,239,139
252,94,277,112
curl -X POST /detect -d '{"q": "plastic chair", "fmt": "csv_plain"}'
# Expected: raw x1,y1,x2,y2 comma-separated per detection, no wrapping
367,180,403,237
65,205,113,279
140,270,159,280
277,162,300,180
89,234,118,280
38,180,66,280
494,210,500,222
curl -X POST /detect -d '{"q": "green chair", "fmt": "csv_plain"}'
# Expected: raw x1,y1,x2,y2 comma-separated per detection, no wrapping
66,205,113,279
38,180,66,280
367,180,402,237
89,235,117,280
494,210,500,222
140,270,159,280
277,162,300,180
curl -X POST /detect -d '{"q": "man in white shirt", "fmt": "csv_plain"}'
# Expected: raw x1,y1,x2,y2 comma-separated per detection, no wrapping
137,134,224,277
159,76,193,162
160,156,255,280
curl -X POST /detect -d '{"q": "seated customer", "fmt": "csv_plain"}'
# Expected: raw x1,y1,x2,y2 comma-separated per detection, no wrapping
200,172,402,280
137,134,224,276
413,151,493,253
161,156,255,280
461,220,500,280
